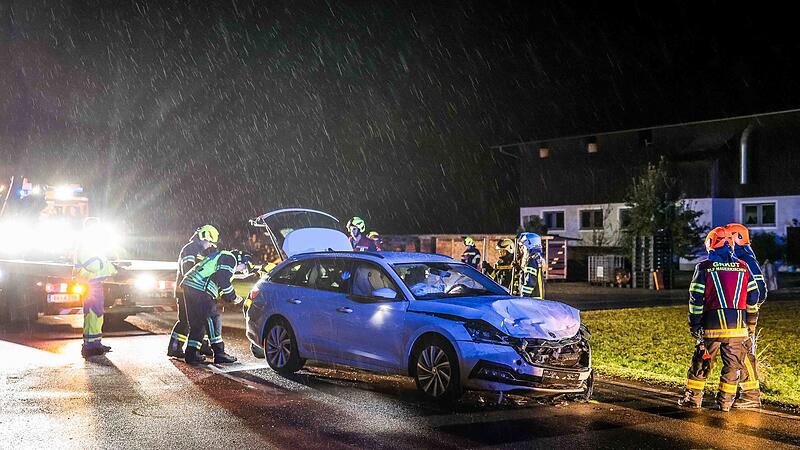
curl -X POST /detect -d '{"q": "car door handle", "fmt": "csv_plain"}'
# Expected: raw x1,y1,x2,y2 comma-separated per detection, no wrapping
336,307,353,314
287,298,302,304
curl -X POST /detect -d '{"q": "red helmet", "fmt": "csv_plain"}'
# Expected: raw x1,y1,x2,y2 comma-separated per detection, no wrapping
726,223,750,246
705,226,734,252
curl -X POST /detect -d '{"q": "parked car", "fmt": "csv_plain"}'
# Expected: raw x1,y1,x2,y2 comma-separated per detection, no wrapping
244,209,592,401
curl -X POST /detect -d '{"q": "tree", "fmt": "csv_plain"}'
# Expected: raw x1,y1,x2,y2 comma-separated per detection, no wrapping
623,157,707,259
522,215,549,236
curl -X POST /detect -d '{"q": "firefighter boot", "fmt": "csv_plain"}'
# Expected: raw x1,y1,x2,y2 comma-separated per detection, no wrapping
716,394,734,412
184,347,207,365
199,339,214,357
98,343,112,353
212,343,237,364
733,398,762,409
167,338,185,359
81,345,105,359
677,391,702,409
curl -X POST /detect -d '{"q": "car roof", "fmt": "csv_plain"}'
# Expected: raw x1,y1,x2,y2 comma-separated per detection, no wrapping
288,251,457,265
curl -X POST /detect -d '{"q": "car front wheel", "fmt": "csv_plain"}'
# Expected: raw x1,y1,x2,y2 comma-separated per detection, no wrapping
413,336,462,401
263,318,304,374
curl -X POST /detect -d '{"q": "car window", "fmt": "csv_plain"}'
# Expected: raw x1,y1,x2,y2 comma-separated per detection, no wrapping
270,260,314,286
393,262,506,299
350,262,402,300
309,258,352,293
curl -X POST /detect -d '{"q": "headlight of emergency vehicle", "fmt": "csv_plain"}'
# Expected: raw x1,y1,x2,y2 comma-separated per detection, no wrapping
134,274,157,291
463,320,513,346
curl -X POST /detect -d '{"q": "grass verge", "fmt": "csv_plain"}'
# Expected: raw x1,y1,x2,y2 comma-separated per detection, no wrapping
582,300,800,406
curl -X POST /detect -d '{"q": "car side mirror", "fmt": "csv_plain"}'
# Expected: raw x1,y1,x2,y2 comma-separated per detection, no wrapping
371,287,397,299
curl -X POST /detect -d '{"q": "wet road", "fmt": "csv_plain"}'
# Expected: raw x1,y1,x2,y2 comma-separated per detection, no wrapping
2,312,799,450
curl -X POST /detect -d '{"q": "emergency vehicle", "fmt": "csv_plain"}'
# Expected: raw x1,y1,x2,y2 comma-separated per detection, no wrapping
0,177,177,324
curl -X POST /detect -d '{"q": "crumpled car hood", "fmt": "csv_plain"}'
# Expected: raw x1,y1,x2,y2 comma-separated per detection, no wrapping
407,296,581,339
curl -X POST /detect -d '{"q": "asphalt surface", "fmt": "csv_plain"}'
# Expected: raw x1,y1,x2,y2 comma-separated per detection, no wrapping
2,311,800,450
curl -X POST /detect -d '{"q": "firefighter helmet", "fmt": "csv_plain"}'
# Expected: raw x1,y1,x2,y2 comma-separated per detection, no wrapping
196,224,219,244
496,238,515,253
346,216,366,233
726,223,751,246
704,226,734,252
464,236,475,247
518,232,543,251
368,231,380,239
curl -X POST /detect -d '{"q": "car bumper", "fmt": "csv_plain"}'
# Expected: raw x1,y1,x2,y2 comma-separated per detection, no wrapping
244,302,265,347
456,341,592,394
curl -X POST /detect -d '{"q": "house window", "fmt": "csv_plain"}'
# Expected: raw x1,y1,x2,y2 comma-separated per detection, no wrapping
742,202,776,227
542,211,565,230
579,209,604,230
619,208,632,228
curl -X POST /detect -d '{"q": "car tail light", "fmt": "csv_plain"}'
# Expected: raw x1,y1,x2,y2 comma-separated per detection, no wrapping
71,283,86,295
248,288,259,300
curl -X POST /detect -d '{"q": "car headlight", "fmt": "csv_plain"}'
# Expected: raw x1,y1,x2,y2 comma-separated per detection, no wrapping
464,320,513,345
134,274,157,291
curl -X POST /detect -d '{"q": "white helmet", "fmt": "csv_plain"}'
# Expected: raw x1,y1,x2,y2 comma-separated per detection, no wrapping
518,232,542,252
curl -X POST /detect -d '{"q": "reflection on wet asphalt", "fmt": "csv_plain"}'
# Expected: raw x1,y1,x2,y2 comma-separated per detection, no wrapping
1,312,799,449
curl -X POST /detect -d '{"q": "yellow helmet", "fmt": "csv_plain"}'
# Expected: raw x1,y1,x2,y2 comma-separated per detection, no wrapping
196,224,219,244
496,238,515,252
346,216,366,233
463,236,475,247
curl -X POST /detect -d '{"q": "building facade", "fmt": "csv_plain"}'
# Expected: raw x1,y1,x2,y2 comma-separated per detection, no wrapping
497,109,800,247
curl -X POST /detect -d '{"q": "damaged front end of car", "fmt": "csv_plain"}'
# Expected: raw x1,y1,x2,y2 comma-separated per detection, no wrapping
465,321,593,396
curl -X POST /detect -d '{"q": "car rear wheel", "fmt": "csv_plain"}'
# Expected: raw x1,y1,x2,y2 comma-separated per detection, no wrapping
264,318,303,374
413,336,462,401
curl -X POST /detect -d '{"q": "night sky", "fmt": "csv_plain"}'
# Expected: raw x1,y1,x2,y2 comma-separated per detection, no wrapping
2,1,799,239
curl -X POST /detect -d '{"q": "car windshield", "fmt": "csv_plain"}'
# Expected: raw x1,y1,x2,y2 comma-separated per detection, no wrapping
392,262,507,299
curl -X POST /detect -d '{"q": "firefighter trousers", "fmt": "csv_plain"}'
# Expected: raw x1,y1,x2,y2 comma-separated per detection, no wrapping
738,336,761,401
83,281,105,349
184,288,225,354
684,338,747,407
168,291,210,351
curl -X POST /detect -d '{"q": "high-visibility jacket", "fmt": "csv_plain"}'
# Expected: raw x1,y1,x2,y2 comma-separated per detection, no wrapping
180,250,237,302
350,234,377,252
173,240,214,295
689,254,759,339
461,246,481,269
487,254,516,292
75,243,117,282
734,244,767,304
520,253,545,299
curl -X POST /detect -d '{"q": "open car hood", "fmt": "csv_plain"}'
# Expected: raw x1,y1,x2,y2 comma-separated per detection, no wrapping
408,296,581,340
250,208,352,258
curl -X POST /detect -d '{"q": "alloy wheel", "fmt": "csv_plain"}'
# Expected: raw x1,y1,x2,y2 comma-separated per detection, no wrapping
416,345,452,397
265,325,292,368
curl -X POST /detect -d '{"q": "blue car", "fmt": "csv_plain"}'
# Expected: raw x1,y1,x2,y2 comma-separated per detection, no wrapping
244,209,592,401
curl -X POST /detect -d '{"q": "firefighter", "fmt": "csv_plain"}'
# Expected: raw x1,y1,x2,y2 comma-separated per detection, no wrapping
461,236,482,270
180,248,248,364
518,232,545,299
482,238,517,293
367,231,384,251
346,216,377,252
75,218,118,358
167,225,219,359
678,227,760,411
726,223,767,408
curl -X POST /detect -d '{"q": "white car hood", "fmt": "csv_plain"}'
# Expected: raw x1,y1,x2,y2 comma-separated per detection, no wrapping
408,296,581,340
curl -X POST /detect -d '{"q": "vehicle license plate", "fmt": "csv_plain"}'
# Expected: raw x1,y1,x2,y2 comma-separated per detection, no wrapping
48,293,81,303
541,369,580,384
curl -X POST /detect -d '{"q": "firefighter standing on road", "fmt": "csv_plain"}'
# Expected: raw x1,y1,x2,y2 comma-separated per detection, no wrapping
461,236,482,270
482,239,517,293
75,218,118,358
678,227,760,411
167,225,218,359
347,216,377,252
180,248,248,364
726,223,767,408
518,232,546,299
